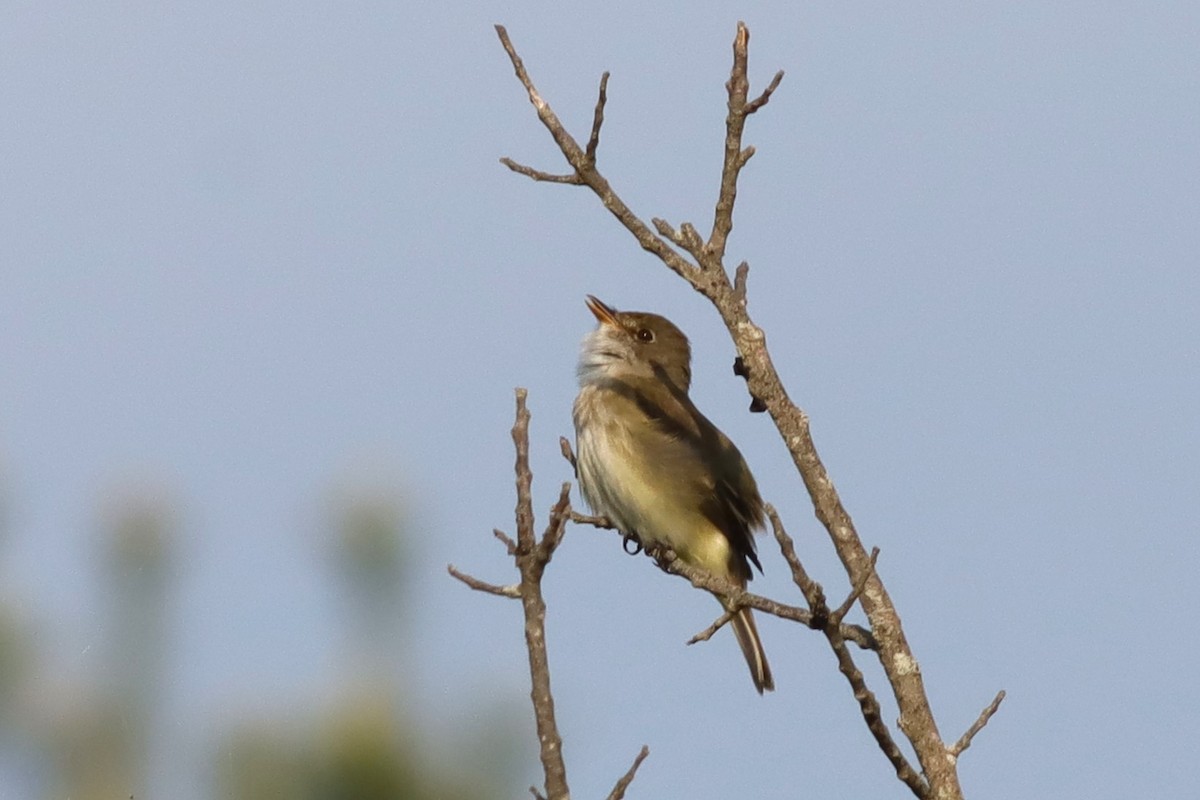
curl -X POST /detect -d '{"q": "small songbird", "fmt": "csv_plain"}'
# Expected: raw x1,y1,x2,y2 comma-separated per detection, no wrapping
573,295,774,693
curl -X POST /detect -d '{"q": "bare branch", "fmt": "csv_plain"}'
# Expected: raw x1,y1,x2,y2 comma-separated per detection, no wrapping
495,22,988,798
744,70,785,114
537,483,572,562
605,746,650,800
950,690,1006,757
493,528,517,555
831,547,880,624
456,389,570,797
512,389,536,554
766,503,823,607
680,222,704,253
582,521,877,650
707,22,784,265
447,564,520,598
687,609,735,645
766,506,927,798
585,72,610,163
732,261,750,305
500,157,583,184
559,436,577,470
494,25,699,280
570,510,616,530
652,217,689,249
508,390,570,799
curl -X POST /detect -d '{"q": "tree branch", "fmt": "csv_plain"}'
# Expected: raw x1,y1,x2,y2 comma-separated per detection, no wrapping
446,564,521,598
707,22,783,267
454,389,653,799
831,546,880,625
494,25,699,281
686,609,735,645
571,512,876,651
495,22,994,800
511,390,569,799
950,690,1006,757
766,506,927,797
605,746,651,800
450,389,570,799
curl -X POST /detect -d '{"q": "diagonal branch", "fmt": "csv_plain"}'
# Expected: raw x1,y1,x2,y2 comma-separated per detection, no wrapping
766,506,928,798
687,609,736,645
831,547,880,625
572,513,876,651
494,25,699,281
950,690,1006,757
605,746,651,800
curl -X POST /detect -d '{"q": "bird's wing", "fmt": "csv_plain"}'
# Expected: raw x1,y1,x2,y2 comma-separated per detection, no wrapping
622,373,766,578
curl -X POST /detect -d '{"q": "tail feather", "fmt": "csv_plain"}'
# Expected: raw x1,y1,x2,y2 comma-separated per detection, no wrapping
730,606,774,693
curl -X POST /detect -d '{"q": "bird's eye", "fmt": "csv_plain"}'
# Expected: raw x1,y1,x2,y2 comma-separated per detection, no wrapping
636,328,654,343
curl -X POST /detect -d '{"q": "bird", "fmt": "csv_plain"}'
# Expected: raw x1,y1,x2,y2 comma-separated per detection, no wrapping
572,294,773,693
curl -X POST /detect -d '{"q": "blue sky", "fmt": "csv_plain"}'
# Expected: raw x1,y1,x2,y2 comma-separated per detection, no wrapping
2,3,1198,798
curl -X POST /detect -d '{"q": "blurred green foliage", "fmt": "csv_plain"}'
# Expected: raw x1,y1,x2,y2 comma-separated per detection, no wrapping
0,478,518,799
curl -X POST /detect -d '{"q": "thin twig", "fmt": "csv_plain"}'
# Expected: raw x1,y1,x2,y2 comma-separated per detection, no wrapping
559,436,577,470
585,72,610,163
508,389,570,799
687,609,735,645
766,506,928,798
494,528,517,555
573,510,876,648
447,565,520,598
500,157,583,184
744,70,785,114
494,25,699,281
706,22,783,266
951,690,1006,757
831,547,880,624
538,483,572,562
652,218,688,250
570,510,616,530
605,746,650,800
732,261,750,306
580,520,876,650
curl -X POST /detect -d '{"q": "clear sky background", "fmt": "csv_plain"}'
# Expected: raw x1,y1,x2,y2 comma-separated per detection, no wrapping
2,2,1198,798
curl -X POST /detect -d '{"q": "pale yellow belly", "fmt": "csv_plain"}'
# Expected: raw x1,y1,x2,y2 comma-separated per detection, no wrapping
574,393,734,581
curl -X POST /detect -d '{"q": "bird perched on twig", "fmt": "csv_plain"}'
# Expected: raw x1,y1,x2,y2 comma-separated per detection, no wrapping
572,295,773,693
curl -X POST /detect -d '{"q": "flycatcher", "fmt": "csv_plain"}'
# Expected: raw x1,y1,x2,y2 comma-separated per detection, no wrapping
573,295,774,693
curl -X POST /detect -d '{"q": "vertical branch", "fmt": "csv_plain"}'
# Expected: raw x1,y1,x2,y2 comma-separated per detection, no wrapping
708,22,751,265
510,389,570,799
512,389,536,554
454,391,652,798
706,22,784,267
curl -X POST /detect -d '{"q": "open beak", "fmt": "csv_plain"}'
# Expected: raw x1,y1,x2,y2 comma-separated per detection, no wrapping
585,295,620,327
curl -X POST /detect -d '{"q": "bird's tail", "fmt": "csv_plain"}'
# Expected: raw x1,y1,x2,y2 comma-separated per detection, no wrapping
730,605,774,693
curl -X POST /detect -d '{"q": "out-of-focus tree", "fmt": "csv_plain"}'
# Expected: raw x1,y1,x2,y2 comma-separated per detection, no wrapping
0,469,519,799
43,488,174,800
217,481,517,800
